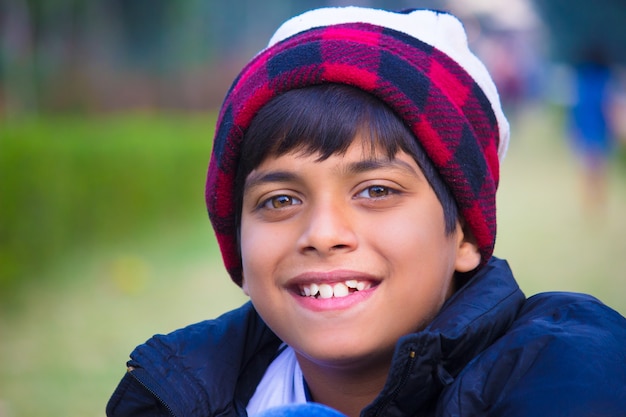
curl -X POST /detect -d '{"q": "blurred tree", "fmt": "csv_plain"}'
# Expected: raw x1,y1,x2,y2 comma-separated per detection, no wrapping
1,0,38,115
0,0,452,115
112,0,171,71
532,0,626,65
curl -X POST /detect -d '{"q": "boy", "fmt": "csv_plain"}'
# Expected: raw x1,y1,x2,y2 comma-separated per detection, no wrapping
106,7,626,417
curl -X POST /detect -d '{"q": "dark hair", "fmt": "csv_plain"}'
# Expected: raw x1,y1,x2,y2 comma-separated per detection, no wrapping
234,84,459,238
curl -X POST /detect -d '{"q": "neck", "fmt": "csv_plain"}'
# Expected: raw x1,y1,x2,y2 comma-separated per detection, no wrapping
296,353,391,417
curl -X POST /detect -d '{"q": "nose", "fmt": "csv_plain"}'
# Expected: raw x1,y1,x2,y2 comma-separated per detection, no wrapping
297,199,358,256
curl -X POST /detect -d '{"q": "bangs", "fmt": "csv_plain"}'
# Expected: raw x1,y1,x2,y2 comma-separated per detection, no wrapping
239,84,410,170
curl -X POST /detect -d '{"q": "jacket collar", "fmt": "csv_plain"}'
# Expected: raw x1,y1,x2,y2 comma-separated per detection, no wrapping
363,257,526,417
127,302,281,417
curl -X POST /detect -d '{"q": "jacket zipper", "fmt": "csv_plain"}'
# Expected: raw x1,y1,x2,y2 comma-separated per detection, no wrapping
369,349,417,417
129,368,177,417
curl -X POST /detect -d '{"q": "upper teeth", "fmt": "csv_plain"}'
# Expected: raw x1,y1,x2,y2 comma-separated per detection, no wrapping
300,280,368,298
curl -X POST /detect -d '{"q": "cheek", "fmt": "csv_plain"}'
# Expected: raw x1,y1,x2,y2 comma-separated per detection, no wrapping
372,205,456,287
239,219,291,290
374,209,445,256
239,218,263,290
240,224,265,283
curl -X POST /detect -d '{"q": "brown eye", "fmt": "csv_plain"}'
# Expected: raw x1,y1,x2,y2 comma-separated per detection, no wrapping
264,195,301,209
367,186,389,198
357,185,392,199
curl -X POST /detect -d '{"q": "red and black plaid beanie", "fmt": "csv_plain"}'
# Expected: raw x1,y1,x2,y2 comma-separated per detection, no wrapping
206,7,510,286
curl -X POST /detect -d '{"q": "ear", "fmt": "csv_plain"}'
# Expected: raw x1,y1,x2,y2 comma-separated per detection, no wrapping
454,223,481,273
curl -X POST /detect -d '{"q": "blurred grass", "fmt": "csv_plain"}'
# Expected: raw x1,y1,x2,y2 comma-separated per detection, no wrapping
0,105,625,417
1,113,217,296
495,105,626,311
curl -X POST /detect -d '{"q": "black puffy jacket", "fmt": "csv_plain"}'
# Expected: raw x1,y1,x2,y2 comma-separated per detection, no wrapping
106,258,626,416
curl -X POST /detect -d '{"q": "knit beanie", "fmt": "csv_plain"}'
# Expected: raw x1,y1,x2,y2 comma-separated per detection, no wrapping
206,7,510,286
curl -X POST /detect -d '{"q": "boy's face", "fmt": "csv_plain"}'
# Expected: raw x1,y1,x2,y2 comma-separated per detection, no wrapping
240,136,479,370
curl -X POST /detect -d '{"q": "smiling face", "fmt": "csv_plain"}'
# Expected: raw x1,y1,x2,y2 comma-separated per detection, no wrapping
240,137,480,372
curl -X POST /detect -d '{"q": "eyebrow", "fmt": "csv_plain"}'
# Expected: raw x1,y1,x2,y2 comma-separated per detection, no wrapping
244,157,422,191
244,170,299,191
344,158,420,177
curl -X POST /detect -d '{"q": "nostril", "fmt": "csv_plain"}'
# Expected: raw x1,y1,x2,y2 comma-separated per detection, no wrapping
301,243,352,254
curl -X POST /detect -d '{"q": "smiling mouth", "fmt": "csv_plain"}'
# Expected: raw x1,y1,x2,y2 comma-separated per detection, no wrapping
299,280,374,299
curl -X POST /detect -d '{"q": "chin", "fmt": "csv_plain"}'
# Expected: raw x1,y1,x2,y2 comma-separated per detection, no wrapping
293,338,395,369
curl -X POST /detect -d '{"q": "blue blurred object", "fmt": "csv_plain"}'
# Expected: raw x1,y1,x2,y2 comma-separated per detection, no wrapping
569,59,613,160
255,403,347,417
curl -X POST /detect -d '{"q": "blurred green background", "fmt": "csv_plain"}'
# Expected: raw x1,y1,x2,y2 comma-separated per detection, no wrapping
1,0,626,416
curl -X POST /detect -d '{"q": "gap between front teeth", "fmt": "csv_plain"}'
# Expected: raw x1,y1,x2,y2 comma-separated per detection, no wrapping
301,280,367,299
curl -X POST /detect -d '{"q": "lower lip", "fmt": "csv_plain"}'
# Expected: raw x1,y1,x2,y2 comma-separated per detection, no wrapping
291,286,377,312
